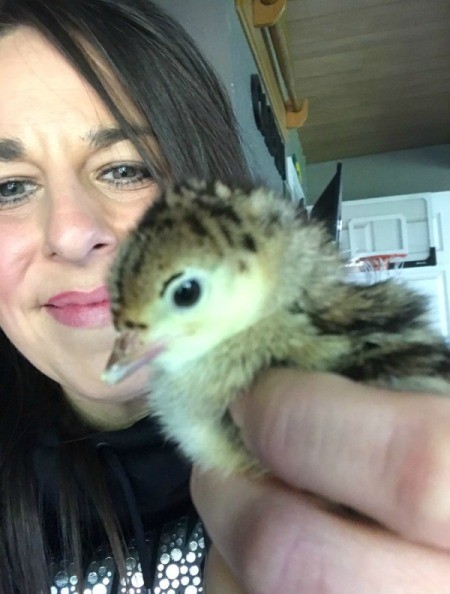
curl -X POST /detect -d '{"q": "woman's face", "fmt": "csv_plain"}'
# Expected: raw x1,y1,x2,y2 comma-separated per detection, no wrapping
0,28,160,408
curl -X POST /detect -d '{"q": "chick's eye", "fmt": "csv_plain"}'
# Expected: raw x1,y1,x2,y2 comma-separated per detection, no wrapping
173,280,201,308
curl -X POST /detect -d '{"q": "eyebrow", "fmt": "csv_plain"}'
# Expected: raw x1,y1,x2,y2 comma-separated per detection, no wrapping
83,125,154,150
0,138,24,162
0,125,154,162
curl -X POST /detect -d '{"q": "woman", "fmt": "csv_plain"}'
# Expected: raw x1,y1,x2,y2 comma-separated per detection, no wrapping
0,1,248,592
1,1,450,593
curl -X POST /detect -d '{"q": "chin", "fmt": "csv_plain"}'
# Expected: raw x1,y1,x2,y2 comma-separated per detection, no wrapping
47,350,151,403
67,370,151,403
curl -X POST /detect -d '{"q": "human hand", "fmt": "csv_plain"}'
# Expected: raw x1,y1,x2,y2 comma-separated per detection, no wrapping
191,370,450,594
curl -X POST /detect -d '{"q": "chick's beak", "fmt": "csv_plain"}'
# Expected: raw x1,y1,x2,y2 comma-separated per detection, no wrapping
102,329,165,384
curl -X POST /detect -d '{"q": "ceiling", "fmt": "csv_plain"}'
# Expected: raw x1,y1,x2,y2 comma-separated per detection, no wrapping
285,0,450,163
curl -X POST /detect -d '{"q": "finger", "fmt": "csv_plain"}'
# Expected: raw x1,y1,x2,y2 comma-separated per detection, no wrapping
191,468,450,594
204,546,249,594
230,369,450,549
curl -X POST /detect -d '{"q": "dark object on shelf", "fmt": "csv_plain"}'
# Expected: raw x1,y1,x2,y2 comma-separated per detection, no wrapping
310,162,342,244
402,246,437,268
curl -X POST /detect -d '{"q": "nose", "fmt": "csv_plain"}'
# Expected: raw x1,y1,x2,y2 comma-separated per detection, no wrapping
42,176,117,263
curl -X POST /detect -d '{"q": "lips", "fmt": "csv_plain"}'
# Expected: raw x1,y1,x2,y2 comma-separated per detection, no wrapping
45,286,112,328
47,286,110,307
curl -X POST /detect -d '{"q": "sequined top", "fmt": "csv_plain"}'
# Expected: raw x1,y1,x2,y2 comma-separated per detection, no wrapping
49,515,207,594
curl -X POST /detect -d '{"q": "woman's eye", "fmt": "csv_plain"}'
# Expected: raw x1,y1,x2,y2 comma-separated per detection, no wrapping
0,179,37,206
100,164,152,187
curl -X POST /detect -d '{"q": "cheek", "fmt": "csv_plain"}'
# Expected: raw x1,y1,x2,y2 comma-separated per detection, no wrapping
0,219,42,365
110,189,160,238
114,199,154,239
0,220,36,310
111,208,143,239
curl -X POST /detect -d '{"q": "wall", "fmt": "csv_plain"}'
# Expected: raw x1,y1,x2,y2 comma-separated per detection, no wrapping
305,144,450,203
153,0,286,193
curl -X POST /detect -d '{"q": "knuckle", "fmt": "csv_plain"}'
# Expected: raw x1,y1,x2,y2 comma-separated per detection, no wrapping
237,502,335,594
392,409,450,540
252,373,312,469
235,507,285,594
257,396,296,466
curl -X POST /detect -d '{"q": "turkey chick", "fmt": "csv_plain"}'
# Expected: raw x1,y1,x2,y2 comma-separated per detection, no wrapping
103,180,450,474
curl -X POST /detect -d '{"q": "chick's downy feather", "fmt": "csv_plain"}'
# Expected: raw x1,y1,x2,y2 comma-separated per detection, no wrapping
103,180,450,474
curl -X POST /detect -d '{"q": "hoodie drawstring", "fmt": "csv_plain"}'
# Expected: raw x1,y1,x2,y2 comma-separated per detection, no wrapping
97,443,155,592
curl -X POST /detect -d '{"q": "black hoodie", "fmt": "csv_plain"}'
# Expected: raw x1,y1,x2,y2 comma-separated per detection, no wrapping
34,417,208,593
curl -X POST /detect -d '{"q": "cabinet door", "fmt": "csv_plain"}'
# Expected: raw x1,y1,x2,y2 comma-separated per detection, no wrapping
431,191,450,265
400,267,450,340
